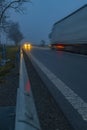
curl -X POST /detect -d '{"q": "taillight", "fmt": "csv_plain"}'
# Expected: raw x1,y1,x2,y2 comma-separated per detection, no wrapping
56,45,64,49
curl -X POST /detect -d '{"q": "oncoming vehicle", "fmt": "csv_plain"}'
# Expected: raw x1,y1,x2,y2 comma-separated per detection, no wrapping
23,43,32,51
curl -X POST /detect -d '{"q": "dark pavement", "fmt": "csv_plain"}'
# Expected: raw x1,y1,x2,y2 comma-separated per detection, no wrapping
29,48,87,102
25,47,87,130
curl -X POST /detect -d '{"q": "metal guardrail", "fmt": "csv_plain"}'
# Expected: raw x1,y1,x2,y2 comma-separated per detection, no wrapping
15,50,41,130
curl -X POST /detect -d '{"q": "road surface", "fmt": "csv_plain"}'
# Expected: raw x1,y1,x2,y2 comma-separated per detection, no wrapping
25,47,87,130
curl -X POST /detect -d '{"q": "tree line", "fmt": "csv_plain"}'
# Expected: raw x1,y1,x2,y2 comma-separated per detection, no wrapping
0,0,31,46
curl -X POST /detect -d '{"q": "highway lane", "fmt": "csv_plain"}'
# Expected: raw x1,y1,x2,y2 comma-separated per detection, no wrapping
29,48,87,102
25,47,87,130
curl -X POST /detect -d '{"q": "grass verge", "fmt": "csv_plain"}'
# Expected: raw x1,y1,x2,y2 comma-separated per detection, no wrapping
0,46,18,83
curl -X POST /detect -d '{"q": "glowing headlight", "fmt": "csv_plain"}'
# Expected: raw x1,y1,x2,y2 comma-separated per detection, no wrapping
28,44,31,50
24,44,27,49
23,43,32,51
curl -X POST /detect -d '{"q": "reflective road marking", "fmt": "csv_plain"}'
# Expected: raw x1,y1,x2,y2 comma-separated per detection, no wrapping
30,53,87,121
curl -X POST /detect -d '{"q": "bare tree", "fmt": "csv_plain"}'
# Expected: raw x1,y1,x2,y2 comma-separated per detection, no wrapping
0,0,31,45
8,22,24,46
0,0,31,23
40,40,46,46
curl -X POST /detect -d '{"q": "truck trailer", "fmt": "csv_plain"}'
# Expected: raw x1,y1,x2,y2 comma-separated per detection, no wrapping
49,4,87,54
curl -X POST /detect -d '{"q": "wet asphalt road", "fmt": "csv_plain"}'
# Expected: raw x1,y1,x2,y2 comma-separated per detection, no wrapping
29,48,87,102
25,47,87,130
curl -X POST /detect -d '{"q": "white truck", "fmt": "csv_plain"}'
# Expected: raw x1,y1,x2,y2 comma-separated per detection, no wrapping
49,4,87,54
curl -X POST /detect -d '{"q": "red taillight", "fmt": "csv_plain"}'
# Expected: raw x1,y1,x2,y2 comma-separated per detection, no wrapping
56,45,64,49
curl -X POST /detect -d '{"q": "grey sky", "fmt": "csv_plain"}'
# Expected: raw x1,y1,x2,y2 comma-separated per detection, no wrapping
10,0,87,44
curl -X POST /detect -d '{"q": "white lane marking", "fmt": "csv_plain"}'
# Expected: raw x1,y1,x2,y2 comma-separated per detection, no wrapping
64,51,87,58
30,53,87,121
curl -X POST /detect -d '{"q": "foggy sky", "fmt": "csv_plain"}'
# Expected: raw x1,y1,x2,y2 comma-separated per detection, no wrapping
10,0,87,44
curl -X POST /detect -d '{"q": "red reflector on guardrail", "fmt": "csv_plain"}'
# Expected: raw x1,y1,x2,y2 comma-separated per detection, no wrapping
25,80,31,93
